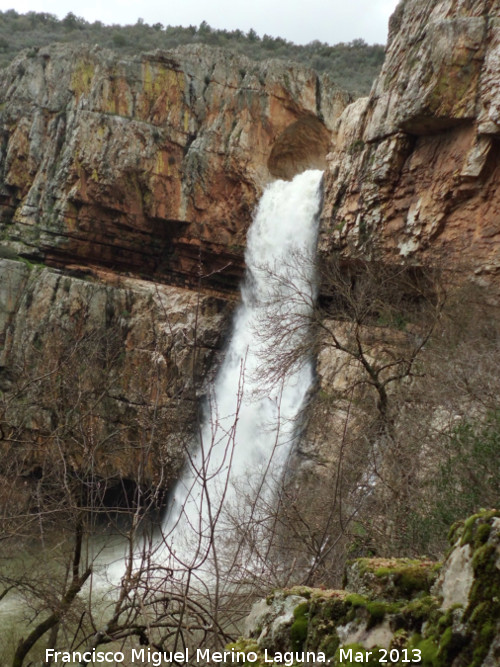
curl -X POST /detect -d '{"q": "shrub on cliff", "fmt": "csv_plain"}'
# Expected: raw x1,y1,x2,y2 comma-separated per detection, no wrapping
0,10,384,95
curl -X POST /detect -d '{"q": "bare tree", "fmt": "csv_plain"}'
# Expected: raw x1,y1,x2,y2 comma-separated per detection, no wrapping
2,247,497,667
0,287,272,665
241,251,450,581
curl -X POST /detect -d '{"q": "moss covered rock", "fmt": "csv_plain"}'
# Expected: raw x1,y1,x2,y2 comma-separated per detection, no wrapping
234,511,500,666
345,557,438,601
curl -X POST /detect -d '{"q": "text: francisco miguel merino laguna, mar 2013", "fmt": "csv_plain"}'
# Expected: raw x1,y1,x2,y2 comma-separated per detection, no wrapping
44,646,425,664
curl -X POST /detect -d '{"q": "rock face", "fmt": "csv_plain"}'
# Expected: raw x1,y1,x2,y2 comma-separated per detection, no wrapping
0,44,348,490
320,0,500,284
298,0,500,531
2,0,500,509
234,510,500,666
0,43,348,293
0,257,231,489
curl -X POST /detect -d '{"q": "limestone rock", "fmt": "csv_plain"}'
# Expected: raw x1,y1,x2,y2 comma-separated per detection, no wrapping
234,510,500,666
0,258,232,490
245,593,310,651
345,557,437,601
0,43,349,292
0,43,350,491
321,0,500,284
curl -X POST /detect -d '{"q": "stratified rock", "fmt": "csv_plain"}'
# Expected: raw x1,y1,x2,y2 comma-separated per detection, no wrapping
321,0,500,284
0,43,348,292
0,257,231,490
0,44,349,491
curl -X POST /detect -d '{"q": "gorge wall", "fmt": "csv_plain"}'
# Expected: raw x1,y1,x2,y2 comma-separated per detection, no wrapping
0,42,347,291
0,258,231,491
320,0,500,284
1,0,500,498
298,0,500,512
0,43,348,491
1,3,499,663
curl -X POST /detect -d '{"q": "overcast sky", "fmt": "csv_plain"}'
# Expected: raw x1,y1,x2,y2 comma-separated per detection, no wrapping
4,0,400,45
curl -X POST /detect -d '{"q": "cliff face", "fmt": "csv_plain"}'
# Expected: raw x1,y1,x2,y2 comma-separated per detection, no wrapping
0,44,348,490
2,0,500,501
294,0,500,572
0,257,232,489
321,0,500,283
0,43,347,292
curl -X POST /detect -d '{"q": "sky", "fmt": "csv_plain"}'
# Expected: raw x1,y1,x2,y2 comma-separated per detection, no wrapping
3,0,401,45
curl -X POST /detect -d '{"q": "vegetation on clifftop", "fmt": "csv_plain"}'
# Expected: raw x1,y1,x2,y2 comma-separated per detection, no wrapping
0,10,385,95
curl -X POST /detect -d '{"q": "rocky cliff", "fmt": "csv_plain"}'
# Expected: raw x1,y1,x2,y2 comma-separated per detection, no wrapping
0,43,347,292
0,257,232,492
0,44,348,492
320,0,500,284
0,4,499,664
1,0,499,516
288,0,500,578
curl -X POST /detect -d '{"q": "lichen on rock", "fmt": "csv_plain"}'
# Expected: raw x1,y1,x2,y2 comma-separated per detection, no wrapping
0,43,349,293
321,0,500,285
233,510,500,666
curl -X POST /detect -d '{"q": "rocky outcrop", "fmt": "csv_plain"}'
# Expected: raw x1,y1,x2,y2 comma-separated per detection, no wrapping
233,510,500,666
301,0,500,526
320,0,500,284
2,0,500,508
0,43,348,293
0,256,232,490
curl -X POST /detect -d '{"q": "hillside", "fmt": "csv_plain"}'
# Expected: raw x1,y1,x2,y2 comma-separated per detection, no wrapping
0,10,385,95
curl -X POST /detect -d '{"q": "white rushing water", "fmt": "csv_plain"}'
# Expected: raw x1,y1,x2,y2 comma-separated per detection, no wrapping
162,169,324,562
0,171,324,658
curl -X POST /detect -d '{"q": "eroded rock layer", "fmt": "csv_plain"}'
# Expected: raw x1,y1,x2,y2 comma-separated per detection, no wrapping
0,43,348,292
321,0,500,285
0,44,349,490
235,511,500,667
0,257,232,490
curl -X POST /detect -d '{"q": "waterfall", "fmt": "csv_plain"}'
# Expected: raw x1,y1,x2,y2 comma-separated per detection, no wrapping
162,169,324,563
